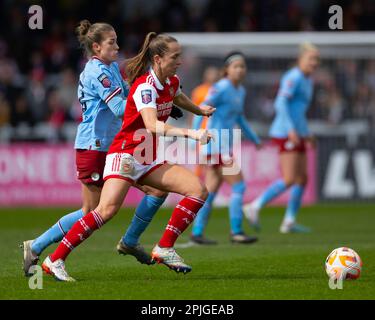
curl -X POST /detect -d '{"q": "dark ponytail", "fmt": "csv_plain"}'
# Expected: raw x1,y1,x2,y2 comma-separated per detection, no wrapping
125,32,157,85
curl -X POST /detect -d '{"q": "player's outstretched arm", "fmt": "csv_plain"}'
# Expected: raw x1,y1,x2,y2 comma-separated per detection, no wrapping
140,107,212,145
173,92,215,116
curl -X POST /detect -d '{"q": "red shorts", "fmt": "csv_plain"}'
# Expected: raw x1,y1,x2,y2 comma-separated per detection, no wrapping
272,138,306,153
76,149,107,186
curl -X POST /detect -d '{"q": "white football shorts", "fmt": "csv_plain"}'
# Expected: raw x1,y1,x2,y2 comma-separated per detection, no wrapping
103,152,165,184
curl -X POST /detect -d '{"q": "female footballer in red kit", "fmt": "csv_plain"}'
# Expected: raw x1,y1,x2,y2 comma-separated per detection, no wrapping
42,32,216,281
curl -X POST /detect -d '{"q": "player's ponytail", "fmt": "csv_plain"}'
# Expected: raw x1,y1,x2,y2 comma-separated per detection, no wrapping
125,32,178,85
76,20,114,57
125,32,157,85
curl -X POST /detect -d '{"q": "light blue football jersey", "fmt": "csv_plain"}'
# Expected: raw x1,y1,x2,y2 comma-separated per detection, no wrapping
75,57,129,151
192,78,260,155
269,67,313,138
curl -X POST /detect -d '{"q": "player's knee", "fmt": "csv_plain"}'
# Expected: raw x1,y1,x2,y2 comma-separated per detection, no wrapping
95,204,120,222
196,183,208,200
188,181,208,201
198,185,209,201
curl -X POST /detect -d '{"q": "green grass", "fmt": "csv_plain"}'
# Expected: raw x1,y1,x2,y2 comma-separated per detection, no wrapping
0,204,374,300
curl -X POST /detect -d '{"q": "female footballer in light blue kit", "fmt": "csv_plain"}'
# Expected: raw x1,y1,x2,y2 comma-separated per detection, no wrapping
243,43,320,233
190,52,261,244
22,20,171,275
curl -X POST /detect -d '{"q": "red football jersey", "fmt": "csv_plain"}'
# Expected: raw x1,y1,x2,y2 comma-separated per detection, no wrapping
108,68,181,164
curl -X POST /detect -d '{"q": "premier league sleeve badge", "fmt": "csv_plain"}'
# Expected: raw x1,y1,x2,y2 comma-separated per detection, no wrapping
141,89,152,104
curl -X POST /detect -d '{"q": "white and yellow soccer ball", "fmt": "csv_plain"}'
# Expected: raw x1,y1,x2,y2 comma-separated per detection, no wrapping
325,247,362,280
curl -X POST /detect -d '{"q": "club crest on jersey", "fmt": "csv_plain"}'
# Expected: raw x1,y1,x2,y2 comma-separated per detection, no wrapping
169,87,175,96
141,89,152,104
98,73,111,88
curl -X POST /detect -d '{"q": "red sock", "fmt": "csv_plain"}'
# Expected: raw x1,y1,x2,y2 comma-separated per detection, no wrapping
159,196,205,247
50,210,104,262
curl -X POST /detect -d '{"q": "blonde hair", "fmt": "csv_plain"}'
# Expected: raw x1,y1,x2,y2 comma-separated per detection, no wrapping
299,42,319,57
76,20,114,56
125,32,178,85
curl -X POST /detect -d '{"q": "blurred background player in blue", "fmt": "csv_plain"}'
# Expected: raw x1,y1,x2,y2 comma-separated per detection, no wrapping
243,43,320,234
21,20,170,276
190,52,261,245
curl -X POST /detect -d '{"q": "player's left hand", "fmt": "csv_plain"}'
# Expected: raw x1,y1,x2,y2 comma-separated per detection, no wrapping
199,105,216,117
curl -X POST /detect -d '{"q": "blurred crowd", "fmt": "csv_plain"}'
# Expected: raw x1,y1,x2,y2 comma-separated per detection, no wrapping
0,0,374,141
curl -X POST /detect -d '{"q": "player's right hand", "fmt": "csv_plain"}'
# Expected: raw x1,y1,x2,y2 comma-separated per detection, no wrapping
199,105,216,117
193,129,213,145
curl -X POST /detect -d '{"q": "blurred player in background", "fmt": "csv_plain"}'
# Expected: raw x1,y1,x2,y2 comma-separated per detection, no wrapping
190,66,220,178
190,52,261,245
191,66,220,108
42,32,215,281
243,43,319,233
21,20,173,276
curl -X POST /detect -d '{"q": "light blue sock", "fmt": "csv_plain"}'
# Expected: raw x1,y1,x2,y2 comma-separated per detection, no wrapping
255,179,288,208
284,184,305,222
229,181,246,235
123,195,166,247
31,208,84,255
192,192,216,237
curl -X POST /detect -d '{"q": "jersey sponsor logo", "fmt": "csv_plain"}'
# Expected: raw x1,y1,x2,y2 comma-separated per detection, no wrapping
98,73,111,88
157,101,173,117
141,89,152,104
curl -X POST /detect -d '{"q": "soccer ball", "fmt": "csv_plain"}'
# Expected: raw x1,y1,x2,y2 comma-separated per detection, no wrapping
325,247,362,280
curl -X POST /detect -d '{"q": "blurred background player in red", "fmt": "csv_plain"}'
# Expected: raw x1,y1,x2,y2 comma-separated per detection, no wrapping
42,32,216,281
243,43,320,233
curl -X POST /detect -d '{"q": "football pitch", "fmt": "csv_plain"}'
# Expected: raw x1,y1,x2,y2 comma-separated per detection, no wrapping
0,204,374,300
